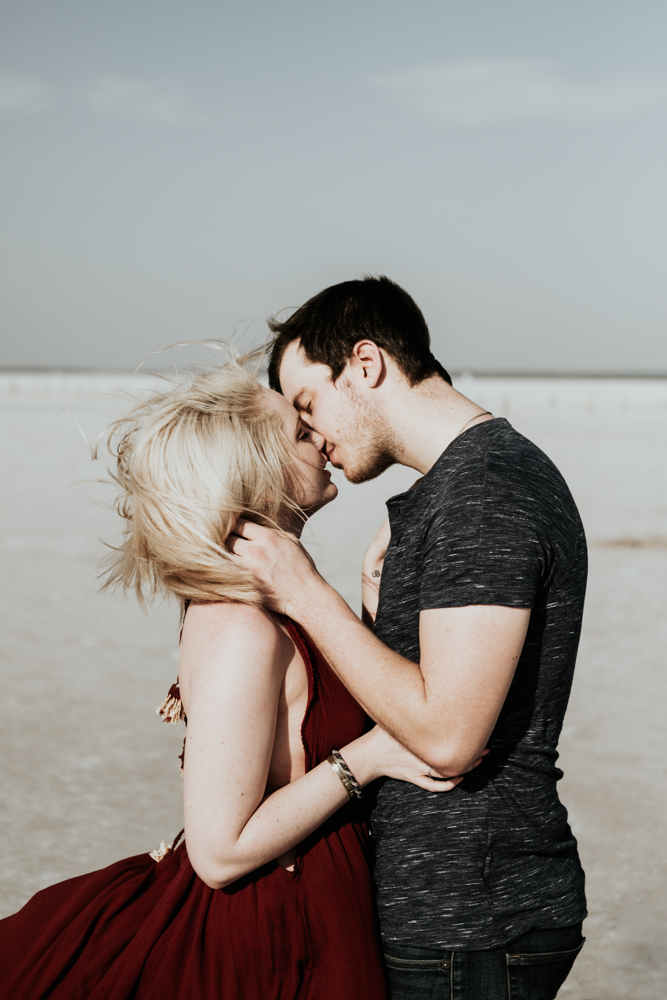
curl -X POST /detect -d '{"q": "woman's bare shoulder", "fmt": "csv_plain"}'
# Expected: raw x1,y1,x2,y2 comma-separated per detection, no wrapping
181,601,287,663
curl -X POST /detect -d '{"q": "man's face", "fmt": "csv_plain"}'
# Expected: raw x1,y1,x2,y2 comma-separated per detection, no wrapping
278,340,396,484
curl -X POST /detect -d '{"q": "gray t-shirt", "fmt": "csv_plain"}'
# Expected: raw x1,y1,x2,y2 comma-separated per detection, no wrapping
371,418,587,950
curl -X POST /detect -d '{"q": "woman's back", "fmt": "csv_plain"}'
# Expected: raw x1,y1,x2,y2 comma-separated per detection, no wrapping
264,618,309,796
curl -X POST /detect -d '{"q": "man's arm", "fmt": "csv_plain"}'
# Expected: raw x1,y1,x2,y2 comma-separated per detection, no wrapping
229,521,530,776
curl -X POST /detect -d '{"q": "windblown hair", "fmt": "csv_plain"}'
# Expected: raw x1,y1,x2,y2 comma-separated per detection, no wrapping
101,355,298,608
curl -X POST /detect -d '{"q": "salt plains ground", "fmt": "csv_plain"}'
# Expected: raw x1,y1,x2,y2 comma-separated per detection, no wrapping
1,372,666,1000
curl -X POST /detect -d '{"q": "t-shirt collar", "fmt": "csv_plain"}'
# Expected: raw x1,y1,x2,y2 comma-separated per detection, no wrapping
385,417,505,515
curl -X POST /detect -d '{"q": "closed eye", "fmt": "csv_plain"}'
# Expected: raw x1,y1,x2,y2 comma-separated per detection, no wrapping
294,391,313,418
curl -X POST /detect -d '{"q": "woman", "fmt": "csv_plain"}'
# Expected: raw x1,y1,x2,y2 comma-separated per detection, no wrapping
0,355,464,1000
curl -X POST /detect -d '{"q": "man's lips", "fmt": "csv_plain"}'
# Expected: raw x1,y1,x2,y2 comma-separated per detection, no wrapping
325,443,342,468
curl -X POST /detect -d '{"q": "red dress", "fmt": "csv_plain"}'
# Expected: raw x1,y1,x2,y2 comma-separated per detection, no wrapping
0,620,388,1000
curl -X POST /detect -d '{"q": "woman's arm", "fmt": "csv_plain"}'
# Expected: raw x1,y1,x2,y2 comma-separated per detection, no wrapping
178,601,457,890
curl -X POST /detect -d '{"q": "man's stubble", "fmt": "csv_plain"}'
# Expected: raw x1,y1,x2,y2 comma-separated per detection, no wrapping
338,379,400,485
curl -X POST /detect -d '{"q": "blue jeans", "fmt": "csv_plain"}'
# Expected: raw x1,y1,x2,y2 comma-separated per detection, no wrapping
383,923,584,1000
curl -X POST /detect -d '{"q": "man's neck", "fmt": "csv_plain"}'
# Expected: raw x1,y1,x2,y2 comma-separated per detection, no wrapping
383,376,493,476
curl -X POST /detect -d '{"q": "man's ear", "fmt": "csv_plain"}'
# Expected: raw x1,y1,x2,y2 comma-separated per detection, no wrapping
350,340,386,388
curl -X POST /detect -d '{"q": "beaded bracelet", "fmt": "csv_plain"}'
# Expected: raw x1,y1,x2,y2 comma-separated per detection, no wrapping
327,749,363,800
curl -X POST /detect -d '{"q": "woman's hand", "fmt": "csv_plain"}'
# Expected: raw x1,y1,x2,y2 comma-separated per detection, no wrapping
344,726,487,794
361,517,391,627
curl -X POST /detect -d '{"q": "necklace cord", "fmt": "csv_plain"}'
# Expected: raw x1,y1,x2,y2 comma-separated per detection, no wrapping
456,411,493,438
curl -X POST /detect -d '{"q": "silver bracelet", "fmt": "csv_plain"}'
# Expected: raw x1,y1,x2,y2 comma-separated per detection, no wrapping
327,749,363,800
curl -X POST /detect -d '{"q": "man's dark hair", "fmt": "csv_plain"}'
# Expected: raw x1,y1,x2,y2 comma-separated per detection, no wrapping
267,275,451,392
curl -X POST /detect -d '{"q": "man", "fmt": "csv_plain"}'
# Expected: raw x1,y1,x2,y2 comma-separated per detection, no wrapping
231,276,587,999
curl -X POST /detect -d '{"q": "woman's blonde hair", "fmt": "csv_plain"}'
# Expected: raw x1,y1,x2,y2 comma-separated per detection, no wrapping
102,354,300,608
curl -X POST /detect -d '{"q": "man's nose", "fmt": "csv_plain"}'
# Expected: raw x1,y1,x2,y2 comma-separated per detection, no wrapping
310,428,327,452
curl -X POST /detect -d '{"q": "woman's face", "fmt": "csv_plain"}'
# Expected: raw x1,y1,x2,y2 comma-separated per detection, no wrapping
262,387,338,522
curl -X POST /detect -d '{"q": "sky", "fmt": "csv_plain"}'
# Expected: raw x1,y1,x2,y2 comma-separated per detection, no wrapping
1,0,666,373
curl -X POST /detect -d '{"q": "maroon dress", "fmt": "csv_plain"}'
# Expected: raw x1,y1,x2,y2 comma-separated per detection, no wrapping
0,620,388,1000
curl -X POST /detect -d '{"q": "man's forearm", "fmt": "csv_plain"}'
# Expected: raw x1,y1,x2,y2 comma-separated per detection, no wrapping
290,578,456,769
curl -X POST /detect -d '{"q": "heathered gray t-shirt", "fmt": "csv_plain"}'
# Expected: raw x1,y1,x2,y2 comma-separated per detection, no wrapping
371,418,587,950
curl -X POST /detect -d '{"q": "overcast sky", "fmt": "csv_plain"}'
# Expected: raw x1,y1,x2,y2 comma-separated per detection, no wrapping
1,1,666,373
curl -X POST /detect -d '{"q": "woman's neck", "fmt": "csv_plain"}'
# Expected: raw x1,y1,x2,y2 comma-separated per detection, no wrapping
278,509,308,538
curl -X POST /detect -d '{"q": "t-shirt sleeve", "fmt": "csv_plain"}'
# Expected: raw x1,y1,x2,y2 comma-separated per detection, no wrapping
419,454,547,611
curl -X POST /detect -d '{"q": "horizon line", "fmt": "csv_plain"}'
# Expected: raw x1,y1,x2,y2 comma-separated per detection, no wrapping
2,366,667,380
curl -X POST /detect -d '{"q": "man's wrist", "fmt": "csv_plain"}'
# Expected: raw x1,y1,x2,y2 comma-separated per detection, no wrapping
285,573,350,627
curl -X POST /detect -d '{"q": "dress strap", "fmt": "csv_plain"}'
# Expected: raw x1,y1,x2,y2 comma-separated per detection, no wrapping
157,680,187,776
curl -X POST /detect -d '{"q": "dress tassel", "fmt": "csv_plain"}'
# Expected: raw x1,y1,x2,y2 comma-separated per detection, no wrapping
156,681,186,724
149,828,184,863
